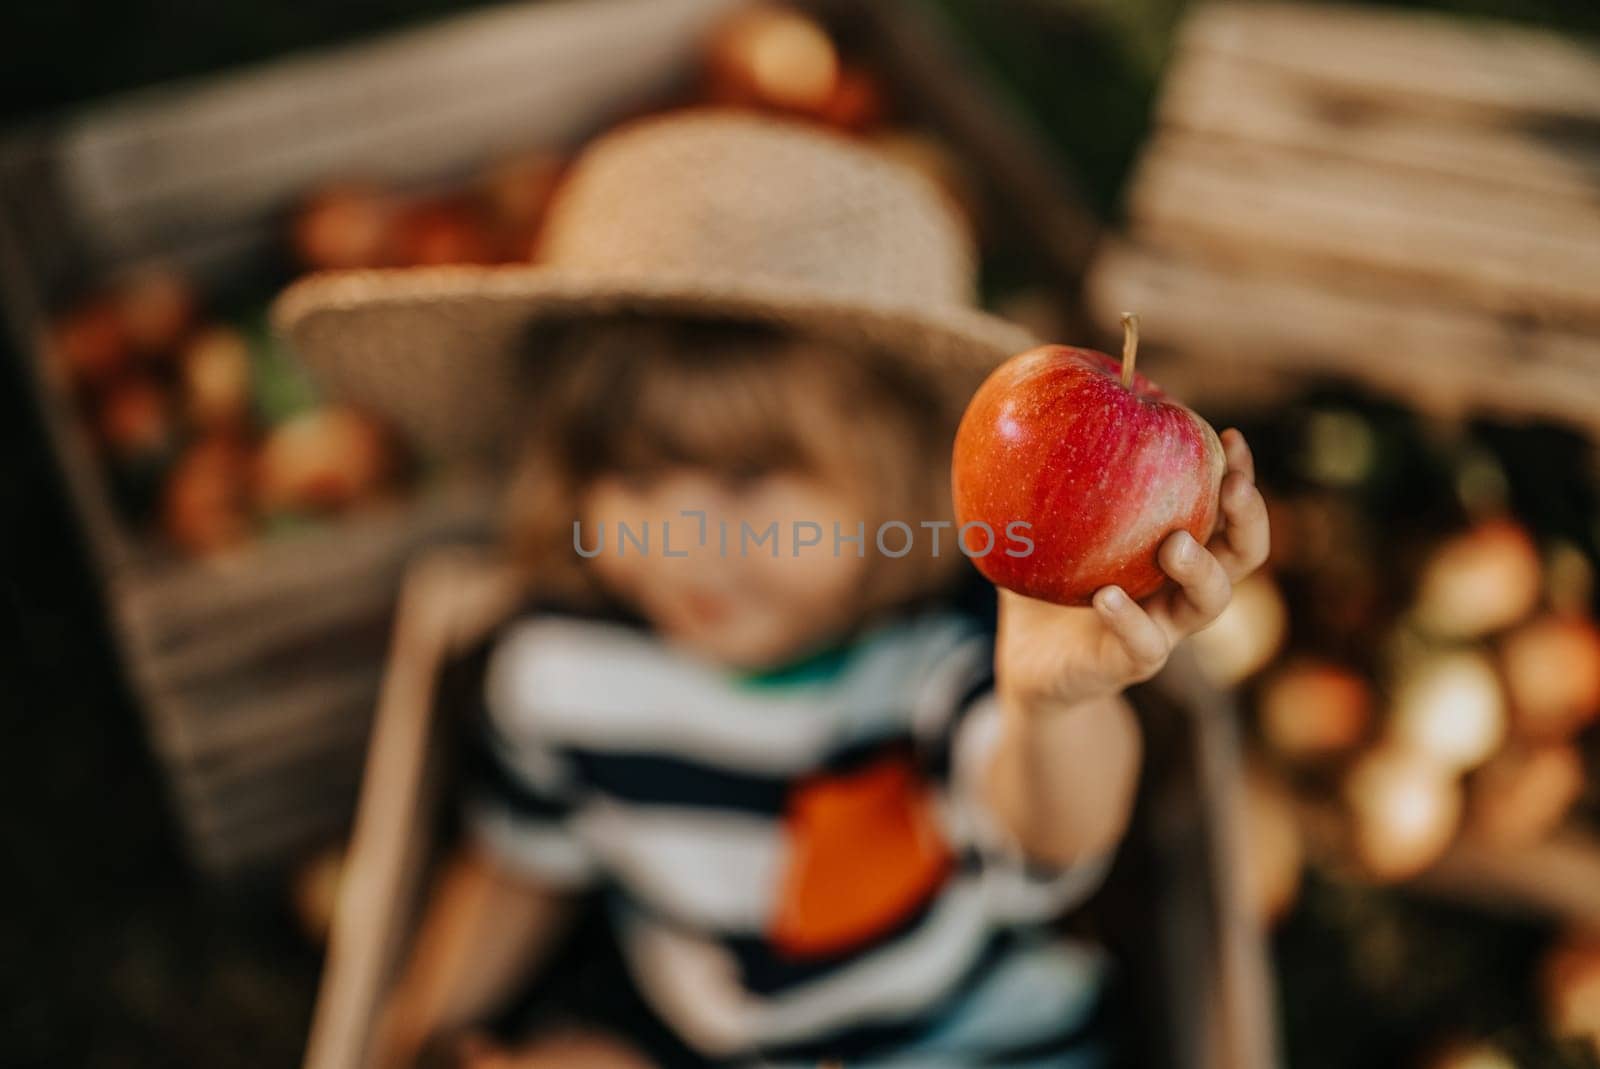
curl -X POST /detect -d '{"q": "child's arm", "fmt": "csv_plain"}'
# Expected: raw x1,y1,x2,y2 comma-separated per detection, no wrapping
984,429,1270,866
372,843,580,1069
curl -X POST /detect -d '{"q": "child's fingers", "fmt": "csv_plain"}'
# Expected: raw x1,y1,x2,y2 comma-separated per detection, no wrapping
1093,585,1171,682
1210,471,1271,581
1157,530,1232,633
1222,427,1255,482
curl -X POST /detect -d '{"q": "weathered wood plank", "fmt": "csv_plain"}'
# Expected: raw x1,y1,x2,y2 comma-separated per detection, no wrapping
1160,50,1600,203
1087,240,1600,436
1182,2,1600,122
1126,132,1600,325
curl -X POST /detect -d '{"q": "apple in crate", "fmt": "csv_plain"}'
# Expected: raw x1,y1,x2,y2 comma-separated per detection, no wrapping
113,265,196,359
163,435,255,557
180,326,253,431
952,315,1225,606
292,185,398,271
51,297,129,388
255,406,398,515
701,3,839,115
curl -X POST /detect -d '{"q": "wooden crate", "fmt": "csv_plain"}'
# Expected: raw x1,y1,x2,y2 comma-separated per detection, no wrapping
1085,1,1600,437
0,0,776,876
0,0,1101,878
312,550,1277,1069
1086,2,1600,929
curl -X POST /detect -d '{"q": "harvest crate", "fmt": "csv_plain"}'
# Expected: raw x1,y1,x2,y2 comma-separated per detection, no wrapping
312,550,1277,1069
1086,1,1600,931
1086,1,1600,437
0,0,1097,876
0,0,792,876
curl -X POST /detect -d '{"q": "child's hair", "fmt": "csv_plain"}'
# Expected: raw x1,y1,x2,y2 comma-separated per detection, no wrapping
505,311,968,620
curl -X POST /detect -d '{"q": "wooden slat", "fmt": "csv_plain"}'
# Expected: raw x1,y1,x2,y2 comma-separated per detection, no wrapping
304,551,524,1069
1291,794,1600,928
182,748,365,841
1156,648,1281,1069
55,0,745,268
1182,2,1600,122
1086,239,1600,437
187,787,358,875
1160,49,1600,204
151,663,382,769
113,475,495,661
1411,829,1600,928
1126,132,1600,326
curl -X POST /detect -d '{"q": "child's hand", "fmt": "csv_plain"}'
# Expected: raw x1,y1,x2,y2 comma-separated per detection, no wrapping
996,429,1269,715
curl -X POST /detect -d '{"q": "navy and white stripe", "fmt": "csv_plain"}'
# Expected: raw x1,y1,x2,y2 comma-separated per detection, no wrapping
466,613,1109,1065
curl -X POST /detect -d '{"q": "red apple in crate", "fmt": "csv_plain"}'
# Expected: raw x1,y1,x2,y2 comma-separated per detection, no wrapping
1343,745,1462,882
1258,659,1372,763
1411,518,1541,639
113,265,196,359
292,184,398,271
255,406,398,515
180,326,253,431
95,375,177,465
818,64,888,132
391,197,499,267
163,435,255,557
1468,741,1583,848
952,315,1226,606
701,3,839,115
1500,613,1600,740
50,297,130,388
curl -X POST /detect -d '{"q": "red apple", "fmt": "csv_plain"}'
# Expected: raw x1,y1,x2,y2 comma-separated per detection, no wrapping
1411,519,1541,639
50,297,130,388
818,64,888,132
1191,572,1288,686
162,435,255,556
701,4,839,115
95,375,177,464
113,265,196,359
1468,742,1583,848
179,326,254,431
951,316,1226,606
390,197,499,267
1388,649,1506,774
255,406,398,515
292,184,398,271
1258,659,1372,762
1500,613,1600,740
1343,745,1462,882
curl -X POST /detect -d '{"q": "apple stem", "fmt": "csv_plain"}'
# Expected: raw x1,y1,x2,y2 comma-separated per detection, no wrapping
1120,312,1139,389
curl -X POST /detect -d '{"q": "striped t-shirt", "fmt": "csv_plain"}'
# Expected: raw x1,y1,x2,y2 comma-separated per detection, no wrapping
468,611,1109,1067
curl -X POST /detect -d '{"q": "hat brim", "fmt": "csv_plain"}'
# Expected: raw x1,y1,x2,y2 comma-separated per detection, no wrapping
271,264,1038,461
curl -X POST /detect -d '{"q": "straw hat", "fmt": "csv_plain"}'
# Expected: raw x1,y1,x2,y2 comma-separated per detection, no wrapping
272,110,1036,460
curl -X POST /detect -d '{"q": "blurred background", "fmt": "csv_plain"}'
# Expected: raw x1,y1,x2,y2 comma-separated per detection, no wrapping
4,1,1600,1067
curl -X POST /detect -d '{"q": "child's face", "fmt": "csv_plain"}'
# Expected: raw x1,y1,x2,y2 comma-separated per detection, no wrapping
580,467,869,669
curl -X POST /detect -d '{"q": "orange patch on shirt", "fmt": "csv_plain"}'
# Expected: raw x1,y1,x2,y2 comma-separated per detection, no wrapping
770,753,951,958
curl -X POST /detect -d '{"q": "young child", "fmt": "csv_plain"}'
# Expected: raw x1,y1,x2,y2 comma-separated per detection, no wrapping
275,112,1268,1069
